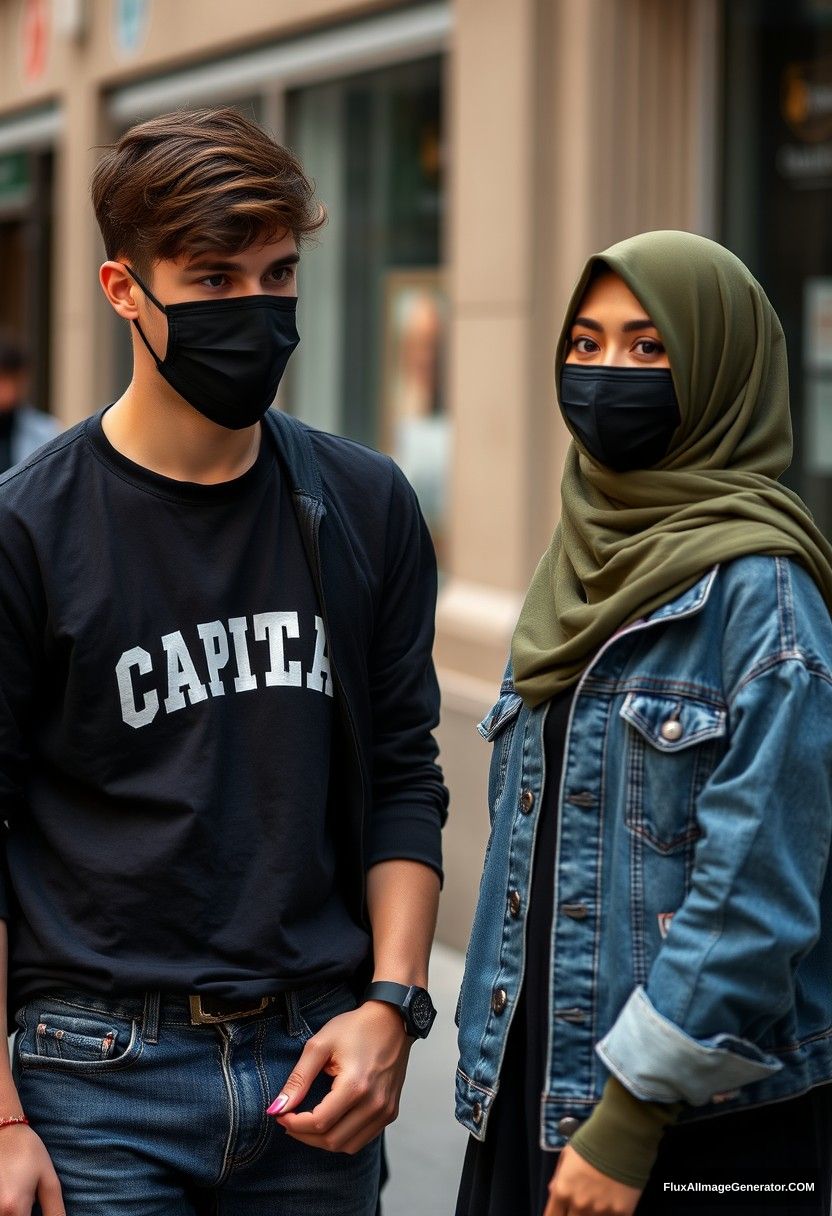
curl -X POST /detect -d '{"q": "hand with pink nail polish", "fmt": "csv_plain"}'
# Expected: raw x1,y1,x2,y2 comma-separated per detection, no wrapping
266,1001,410,1154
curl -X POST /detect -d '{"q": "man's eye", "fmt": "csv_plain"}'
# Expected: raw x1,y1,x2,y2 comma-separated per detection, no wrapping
269,267,294,284
201,275,227,289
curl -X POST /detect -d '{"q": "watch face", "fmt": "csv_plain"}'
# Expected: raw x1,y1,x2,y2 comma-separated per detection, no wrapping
410,989,435,1032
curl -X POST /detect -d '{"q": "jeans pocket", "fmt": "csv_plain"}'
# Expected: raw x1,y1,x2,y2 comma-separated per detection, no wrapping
297,983,359,1041
16,999,143,1073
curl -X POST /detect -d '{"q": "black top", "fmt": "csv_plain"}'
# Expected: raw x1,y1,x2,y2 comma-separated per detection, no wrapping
0,409,370,1013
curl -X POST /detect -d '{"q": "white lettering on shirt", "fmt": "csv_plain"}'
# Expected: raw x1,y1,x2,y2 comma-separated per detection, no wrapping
116,646,160,730
306,615,334,698
161,630,209,714
116,612,333,728
197,620,230,697
227,616,258,693
254,611,301,687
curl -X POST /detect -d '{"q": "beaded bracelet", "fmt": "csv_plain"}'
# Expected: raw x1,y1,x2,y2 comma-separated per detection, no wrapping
0,1115,28,1130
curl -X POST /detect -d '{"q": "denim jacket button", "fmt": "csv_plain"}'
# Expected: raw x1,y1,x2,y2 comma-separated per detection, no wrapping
509,890,522,917
520,789,535,813
660,718,683,742
491,988,508,1015
472,1100,483,1126
557,1115,582,1137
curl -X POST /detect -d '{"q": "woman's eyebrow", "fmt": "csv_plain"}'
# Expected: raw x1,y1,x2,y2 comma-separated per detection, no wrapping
571,315,602,332
621,318,656,332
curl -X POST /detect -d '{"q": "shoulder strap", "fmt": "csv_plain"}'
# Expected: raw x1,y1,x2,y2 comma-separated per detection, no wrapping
263,408,323,503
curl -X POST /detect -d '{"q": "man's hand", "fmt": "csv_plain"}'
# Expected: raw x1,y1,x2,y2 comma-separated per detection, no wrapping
545,1144,643,1216
268,1000,411,1154
0,1124,65,1215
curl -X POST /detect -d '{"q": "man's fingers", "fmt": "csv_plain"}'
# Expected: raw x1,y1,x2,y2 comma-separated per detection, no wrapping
282,1079,398,1152
278,1069,368,1134
37,1167,65,1216
267,1035,331,1115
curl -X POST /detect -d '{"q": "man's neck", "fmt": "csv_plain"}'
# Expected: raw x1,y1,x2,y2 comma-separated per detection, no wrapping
103,380,261,485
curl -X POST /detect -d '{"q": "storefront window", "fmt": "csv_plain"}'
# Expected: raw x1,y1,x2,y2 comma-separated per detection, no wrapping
286,56,448,560
0,148,52,411
724,0,832,536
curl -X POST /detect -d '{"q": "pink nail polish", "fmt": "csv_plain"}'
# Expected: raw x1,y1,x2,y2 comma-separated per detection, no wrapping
267,1094,288,1115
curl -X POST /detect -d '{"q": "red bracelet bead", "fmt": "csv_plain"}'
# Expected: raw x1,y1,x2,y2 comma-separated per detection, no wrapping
0,1115,28,1130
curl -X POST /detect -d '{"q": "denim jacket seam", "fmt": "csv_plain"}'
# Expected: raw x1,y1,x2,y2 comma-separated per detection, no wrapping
775,556,797,652
771,1019,832,1055
456,1065,496,1098
617,677,725,705
730,651,832,703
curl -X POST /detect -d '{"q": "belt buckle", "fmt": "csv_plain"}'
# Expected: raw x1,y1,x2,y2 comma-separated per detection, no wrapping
188,995,271,1025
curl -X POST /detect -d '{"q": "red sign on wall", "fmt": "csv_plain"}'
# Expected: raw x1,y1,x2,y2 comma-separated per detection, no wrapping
21,0,50,83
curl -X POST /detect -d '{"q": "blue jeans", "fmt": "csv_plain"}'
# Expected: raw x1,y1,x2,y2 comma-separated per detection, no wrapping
12,981,382,1215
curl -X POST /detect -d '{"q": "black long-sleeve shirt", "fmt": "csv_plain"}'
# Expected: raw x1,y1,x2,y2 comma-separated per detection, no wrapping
0,408,435,1013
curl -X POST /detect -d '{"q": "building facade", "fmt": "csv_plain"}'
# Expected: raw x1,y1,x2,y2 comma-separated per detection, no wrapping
2,0,829,949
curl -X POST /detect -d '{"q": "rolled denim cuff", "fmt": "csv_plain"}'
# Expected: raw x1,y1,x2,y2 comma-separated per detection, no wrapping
596,985,783,1106
569,1076,682,1189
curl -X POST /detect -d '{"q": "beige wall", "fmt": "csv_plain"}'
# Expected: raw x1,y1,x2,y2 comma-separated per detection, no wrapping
0,0,721,952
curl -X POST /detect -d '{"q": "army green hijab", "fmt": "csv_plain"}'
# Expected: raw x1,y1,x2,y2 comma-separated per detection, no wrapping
511,230,832,707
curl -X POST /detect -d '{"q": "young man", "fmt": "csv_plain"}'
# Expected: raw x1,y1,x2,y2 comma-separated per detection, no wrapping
0,334,60,473
0,107,447,1215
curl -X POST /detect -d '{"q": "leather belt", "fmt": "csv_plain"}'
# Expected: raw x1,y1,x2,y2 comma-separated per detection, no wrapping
187,993,275,1025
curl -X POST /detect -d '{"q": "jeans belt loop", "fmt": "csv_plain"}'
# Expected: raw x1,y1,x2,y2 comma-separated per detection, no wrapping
284,988,303,1037
142,991,161,1045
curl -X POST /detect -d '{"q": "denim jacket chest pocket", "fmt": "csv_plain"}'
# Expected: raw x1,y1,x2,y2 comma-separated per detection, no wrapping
620,691,728,855
478,690,524,823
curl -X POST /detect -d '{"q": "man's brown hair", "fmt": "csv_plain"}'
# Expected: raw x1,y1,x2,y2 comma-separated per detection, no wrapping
91,107,325,279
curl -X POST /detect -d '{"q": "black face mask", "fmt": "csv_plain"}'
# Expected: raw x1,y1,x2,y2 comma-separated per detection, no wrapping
123,265,300,430
559,365,681,472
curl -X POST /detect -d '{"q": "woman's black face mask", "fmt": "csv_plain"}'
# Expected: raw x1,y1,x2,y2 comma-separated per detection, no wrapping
559,364,681,472
123,264,300,430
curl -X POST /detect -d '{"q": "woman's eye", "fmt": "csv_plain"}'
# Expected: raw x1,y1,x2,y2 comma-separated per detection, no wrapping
635,338,665,356
572,336,599,354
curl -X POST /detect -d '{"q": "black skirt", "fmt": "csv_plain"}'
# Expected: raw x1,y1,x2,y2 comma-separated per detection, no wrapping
456,689,832,1216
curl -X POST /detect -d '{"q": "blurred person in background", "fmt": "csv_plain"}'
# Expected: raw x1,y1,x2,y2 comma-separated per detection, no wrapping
0,333,60,472
0,107,446,1216
455,231,832,1216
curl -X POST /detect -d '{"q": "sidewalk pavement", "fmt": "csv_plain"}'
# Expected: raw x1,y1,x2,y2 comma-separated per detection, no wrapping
383,942,468,1216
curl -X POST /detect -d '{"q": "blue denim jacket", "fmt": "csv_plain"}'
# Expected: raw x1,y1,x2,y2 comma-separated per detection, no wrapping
455,556,832,1151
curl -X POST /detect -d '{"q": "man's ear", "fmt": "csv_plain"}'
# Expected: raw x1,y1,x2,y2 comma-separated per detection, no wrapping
99,262,140,320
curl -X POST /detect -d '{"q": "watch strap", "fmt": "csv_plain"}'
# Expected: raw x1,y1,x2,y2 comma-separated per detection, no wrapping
364,981,411,1007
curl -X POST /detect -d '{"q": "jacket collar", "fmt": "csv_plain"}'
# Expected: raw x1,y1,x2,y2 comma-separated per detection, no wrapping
645,565,719,624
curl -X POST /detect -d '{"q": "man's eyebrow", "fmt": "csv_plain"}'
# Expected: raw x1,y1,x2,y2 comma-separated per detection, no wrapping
185,253,301,273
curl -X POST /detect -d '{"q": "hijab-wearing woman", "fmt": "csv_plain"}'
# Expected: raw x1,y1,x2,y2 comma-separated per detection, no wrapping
454,231,832,1216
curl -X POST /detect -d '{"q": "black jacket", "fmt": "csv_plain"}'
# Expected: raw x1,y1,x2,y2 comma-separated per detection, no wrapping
264,408,448,925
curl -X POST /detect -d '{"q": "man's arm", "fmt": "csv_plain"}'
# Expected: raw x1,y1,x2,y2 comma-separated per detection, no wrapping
272,859,439,1153
0,920,65,1215
271,461,447,1152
